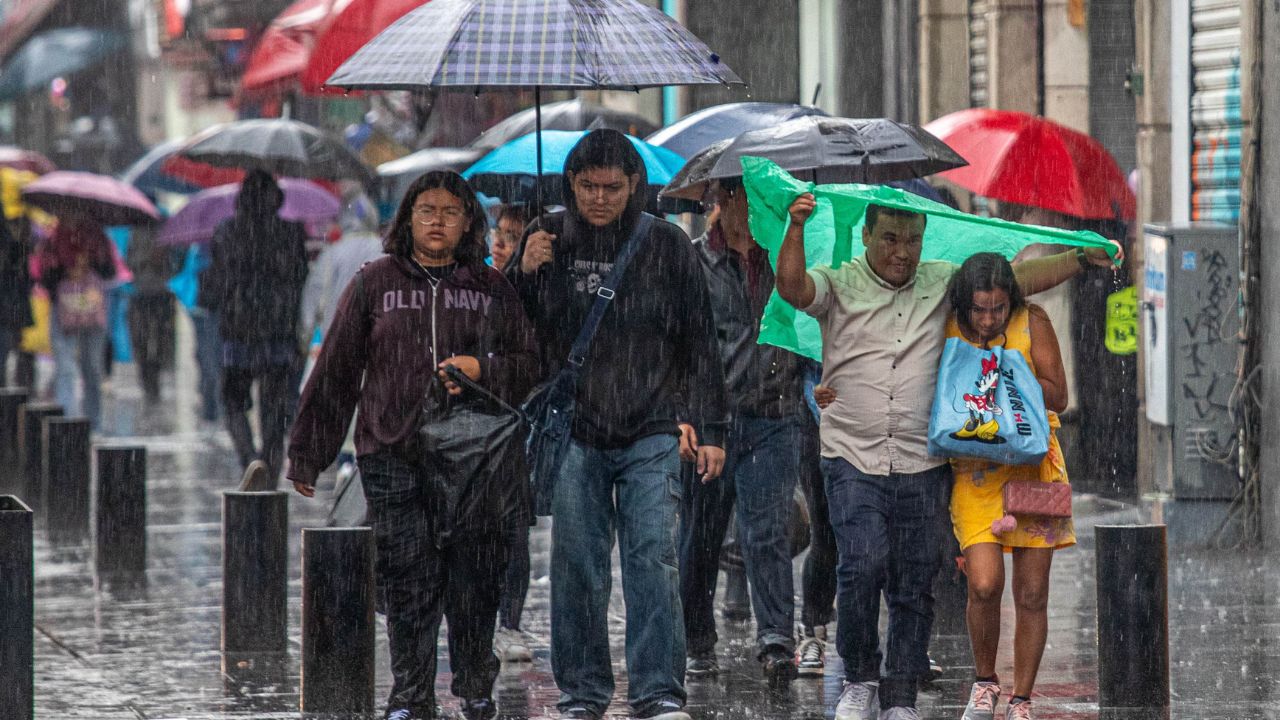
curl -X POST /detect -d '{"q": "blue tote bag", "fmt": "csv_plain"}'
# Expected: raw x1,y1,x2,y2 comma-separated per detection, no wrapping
927,339,1050,465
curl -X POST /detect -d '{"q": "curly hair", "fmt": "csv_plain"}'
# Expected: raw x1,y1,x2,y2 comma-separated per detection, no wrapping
384,171,488,268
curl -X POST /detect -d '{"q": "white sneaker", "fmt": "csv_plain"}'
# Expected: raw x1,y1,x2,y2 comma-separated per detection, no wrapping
834,680,878,720
962,681,1001,720
880,707,920,720
493,626,532,662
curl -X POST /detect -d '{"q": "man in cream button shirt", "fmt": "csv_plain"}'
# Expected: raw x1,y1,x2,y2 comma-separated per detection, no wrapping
774,193,1118,720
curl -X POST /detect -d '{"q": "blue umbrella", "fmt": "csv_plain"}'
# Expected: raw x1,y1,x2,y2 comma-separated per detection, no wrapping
463,130,687,206
0,28,124,101
646,102,828,158
119,139,204,198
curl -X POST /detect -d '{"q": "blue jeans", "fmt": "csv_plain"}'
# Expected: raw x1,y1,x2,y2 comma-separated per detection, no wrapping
823,458,949,710
192,309,222,421
50,317,105,429
679,414,802,657
551,433,684,717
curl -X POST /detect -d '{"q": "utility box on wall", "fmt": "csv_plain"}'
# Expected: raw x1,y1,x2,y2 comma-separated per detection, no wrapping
1142,224,1239,499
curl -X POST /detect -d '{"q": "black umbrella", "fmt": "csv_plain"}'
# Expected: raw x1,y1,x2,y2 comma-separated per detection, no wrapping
377,146,487,208
645,101,827,158
661,116,968,202
174,118,376,187
468,98,659,151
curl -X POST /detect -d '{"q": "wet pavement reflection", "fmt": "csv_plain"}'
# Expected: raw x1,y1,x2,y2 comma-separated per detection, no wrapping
21,326,1280,719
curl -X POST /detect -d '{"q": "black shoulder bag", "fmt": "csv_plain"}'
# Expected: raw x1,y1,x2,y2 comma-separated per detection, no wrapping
524,213,654,516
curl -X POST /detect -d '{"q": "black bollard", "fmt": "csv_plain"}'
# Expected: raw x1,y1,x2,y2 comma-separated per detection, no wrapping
222,491,289,654
1096,524,1170,709
95,446,147,580
300,527,376,715
0,496,33,720
0,388,29,491
43,417,91,543
18,402,61,510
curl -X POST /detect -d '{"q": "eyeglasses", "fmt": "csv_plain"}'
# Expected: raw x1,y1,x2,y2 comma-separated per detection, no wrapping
412,205,466,227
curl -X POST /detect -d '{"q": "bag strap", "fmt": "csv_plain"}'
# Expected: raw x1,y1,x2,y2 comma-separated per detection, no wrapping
441,365,524,419
564,213,653,369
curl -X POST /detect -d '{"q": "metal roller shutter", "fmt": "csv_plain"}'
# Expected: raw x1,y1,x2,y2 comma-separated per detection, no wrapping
1190,0,1242,223
969,0,988,108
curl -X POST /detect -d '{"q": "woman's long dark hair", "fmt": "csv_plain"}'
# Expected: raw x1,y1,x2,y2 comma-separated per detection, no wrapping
946,252,1026,334
384,171,488,268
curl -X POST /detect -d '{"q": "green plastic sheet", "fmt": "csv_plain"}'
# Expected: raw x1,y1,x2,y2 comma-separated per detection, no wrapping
741,156,1120,361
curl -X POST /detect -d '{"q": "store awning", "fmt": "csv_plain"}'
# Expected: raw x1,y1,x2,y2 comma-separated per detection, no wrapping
0,0,63,62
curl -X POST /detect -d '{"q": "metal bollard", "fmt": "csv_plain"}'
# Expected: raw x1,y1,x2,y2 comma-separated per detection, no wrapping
1096,524,1170,709
222,491,289,654
18,402,61,510
300,527,376,715
0,388,29,492
95,446,147,580
0,495,33,720
43,417,91,543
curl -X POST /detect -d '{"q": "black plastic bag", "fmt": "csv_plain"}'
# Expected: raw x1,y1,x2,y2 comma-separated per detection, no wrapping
414,367,529,545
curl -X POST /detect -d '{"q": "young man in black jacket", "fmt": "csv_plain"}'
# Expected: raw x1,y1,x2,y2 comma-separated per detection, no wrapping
510,130,728,720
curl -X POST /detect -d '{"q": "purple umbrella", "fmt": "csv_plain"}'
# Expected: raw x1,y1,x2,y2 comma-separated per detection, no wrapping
158,178,341,246
21,171,160,226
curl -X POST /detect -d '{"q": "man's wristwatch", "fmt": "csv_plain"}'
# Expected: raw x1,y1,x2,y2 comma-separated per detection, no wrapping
1075,246,1091,271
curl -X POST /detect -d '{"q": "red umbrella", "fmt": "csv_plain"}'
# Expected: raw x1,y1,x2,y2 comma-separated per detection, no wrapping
0,146,55,174
21,171,160,226
299,0,424,95
241,0,357,96
924,109,1135,221
160,155,343,198
159,154,247,189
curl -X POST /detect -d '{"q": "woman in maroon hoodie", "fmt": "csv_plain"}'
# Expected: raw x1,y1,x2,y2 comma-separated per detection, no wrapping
287,171,539,720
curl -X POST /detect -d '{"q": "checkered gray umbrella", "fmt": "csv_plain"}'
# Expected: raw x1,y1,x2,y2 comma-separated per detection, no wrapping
326,0,742,91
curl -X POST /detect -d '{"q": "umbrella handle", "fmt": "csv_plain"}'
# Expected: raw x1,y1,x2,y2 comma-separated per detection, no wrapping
535,87,544,223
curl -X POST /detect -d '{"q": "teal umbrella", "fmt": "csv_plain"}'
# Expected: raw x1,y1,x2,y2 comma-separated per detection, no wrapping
462,130,687,206
0,28,124,101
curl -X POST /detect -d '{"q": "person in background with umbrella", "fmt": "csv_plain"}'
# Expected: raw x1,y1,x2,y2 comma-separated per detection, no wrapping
0,212,33,385
198,169,309,483
676,176,813,684
125,222,178,404
287,170,539,720
299,188,384,345
487,203,528,273
510,129,728,720
488,201,538,666
35,213,118,429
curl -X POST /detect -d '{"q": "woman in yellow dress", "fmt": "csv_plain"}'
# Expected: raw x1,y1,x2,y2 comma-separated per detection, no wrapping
946,253,1074,720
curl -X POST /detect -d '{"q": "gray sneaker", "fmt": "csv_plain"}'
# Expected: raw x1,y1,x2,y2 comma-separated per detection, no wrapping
881,708,920,720
833,681,878,720
962,681,1001,720
493,626,532,662
796,635,825,676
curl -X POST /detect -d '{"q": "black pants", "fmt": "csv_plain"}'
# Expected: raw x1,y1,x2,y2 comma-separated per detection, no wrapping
798,416,838,630
360,452,508,713
500,521,530,631
221,361,299,479
127,294,174,402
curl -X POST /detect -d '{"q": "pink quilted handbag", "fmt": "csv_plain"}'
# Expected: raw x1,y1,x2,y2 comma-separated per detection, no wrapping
1002,480,1072,518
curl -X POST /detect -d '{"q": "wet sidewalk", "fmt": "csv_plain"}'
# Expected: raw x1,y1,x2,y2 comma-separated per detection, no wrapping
19,351,1280,719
